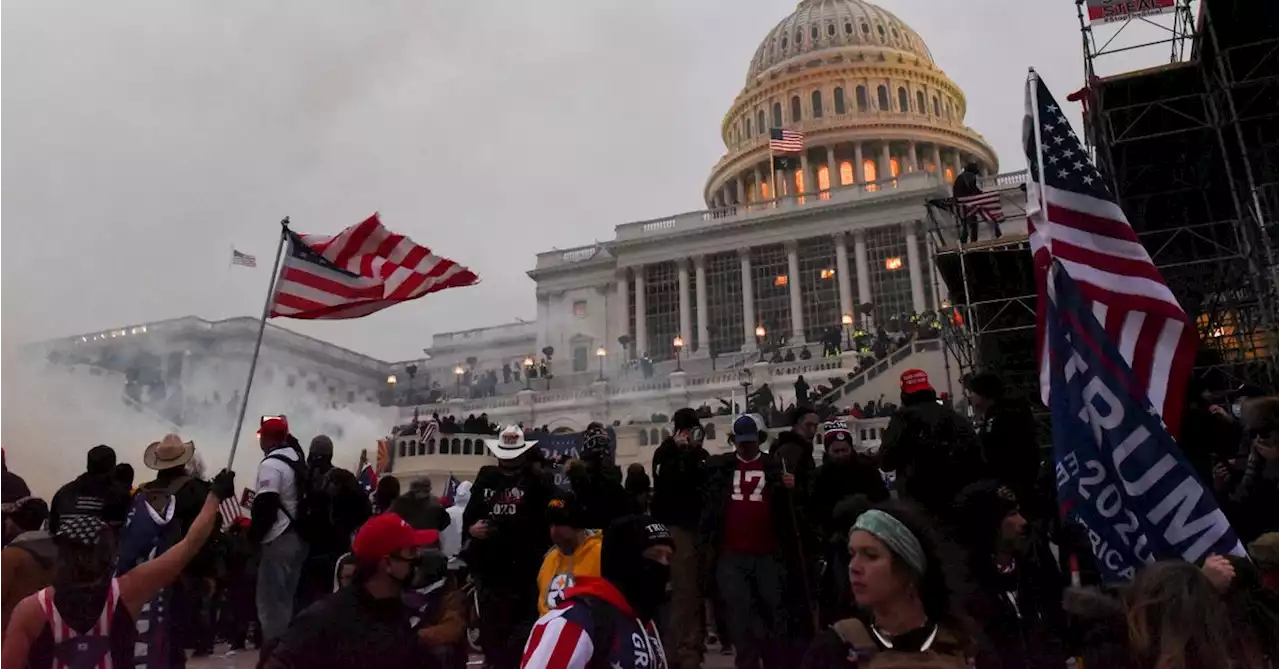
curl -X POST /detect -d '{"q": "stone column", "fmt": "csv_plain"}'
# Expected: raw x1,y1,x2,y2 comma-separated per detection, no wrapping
907,142,919,172
904,222,927,313
634,265,648,356
615,272,629,352
755,165,767,200
677,259,692,351
536,292,550,355
826,145,838,192
880,142,893,183
931,144,943,174
834,233,854,318
786,241,804,342
799,153,811,198
735,176,746,206
723,185,734,207
952,150,963,177
739,247,756,349
853,230,873,328
853,142,865,185
694,255,710,355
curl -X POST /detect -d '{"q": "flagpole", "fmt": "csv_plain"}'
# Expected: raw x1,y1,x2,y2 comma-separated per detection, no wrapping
769,150,780,207
1027,68,1052,254
227,217,290,471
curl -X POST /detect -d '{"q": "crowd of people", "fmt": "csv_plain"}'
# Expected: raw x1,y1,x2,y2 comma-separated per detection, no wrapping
0,366,1276,669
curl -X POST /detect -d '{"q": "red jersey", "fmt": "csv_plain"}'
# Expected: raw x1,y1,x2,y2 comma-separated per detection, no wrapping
720,455,776,555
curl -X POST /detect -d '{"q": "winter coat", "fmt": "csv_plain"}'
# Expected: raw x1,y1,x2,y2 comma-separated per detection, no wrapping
880,390,983,519
566,461,629,531
461,465,557,588
974,400,1043,510
1,530,57,630
809,460,890,540
392,492,451,533
802,617,971,669
650,438,707,530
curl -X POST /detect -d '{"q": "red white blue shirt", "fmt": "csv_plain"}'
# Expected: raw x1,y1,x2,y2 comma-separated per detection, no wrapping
520,577,667,669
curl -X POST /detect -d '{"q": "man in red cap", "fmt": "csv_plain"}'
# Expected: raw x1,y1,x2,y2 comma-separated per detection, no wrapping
249,415,310,662
265,513,439,669
880,369,983,520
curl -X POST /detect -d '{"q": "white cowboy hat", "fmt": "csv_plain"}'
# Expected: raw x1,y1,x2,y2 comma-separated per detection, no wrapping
143,434,195,471
485,425,537,460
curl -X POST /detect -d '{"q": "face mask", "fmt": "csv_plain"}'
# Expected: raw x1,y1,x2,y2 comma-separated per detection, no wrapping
625,559,671,619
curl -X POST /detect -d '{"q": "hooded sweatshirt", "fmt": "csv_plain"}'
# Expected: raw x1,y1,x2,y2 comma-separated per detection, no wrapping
441,481,471,560
1,530,57,630
521,576,666,669
537,532,603,615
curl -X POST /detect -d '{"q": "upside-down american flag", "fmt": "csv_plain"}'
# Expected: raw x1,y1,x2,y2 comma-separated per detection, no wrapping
1025,70,1197,436
768,128,804,153
269,214,479,320
953,191,1006,224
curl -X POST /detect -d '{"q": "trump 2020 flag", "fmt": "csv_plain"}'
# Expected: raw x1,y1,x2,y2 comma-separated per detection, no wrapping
1046,260,1245,581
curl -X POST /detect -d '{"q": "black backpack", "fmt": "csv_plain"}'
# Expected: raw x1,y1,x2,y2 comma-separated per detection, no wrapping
265,449,328,544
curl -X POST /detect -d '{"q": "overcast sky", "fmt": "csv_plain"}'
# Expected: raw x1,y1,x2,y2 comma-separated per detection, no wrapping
3,1,1174,361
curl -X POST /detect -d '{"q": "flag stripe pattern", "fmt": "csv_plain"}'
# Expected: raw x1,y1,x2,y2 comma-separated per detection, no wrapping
219,497,244,527
953,191,1006,223
521,608,593,668
231,249,257,268
270,214,479,320
768,128,804,153
1025,71,1197,435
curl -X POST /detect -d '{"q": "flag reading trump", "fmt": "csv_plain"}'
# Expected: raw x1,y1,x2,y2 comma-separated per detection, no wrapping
1046,261,1245,581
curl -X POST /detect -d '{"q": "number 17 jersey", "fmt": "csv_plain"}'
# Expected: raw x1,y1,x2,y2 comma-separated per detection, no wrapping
720,454,777,555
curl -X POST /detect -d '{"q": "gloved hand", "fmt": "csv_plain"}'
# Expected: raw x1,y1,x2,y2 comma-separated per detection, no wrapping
212,469,236,501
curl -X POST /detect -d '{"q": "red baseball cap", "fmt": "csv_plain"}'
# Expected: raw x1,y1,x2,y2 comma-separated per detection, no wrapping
900,369,933,394
259,415,289,438
352,513,440,560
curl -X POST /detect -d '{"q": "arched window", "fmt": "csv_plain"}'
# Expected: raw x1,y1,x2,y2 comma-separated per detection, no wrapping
933,96,941,117
811,90,823,118
794,169,805,195
757,110,766,133
877,85,890,111
790,96,802,123
398,441,406,458
834,87,846,114
817,164,831,191
845,22,853,35
795,29,803,45
743,117,750,139
916,91,926,114
426,438,435,455
861,23,870,34
890,158,901,178
839,161,854,185
876,24,886,39
639,430,648,447
463,439,473,455
827,24,835,37
772,103,783,128
855,86,868,112
811,25,819,41
863,159,878,183
760,182,771,200
898,87,909,112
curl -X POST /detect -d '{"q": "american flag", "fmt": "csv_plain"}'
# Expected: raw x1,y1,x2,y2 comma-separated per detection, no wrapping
418,415,439,443
768,128,804,154
953,191,1006,224
269,214,479,320
231,249,257,268
219,488,254,527
1026,70,1196,435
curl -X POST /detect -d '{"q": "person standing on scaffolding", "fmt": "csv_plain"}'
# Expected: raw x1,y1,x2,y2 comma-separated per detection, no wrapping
952,162,1002,243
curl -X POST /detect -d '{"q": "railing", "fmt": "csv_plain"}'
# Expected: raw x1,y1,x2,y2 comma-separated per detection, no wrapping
812,339,940,406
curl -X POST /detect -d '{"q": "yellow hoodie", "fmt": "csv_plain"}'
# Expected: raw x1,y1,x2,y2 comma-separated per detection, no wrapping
536,531,603,615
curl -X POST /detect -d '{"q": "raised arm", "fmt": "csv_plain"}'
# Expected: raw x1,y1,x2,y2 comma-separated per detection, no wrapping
118,470,234,619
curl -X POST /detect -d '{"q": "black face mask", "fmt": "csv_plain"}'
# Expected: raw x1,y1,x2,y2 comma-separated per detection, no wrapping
619,559,670,620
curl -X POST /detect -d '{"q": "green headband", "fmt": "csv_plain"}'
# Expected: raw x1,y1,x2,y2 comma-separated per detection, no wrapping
851,509,927,574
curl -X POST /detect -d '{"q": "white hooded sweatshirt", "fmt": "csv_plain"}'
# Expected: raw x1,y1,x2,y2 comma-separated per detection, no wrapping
441,480,471,562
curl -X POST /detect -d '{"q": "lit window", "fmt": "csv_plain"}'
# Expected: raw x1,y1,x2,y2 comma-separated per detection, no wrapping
944,168,955,183
890,158,900,178
817,164,831,191
573,300,588,318
794,169,805,194
840,161,854,185
820,268,836,279
884,257,903,270
761,182,771,199
775,275,789,287
863,159,878,192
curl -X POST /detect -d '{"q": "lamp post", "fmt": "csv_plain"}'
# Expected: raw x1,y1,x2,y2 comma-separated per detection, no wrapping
738,367,753,414
386,374,398,405
672,336,684,372
755,325,767,362
841,313,854,352
596,346,607,381
522,356,534,391
453,365,464,396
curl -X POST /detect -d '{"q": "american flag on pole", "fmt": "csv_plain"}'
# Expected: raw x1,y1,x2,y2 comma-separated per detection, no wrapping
269,214,479,320
953,191,1006,224
231,249,257,268
768,128,804,154
418,415,439,443
1025,70,1197,435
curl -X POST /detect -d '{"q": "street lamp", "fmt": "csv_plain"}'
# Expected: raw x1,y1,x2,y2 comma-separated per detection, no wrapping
386,374,398,386
453,365,464,395
739,367,753,414
754,325,767,362
596,346,607,381
522,356,534,390
386,374,398,405
672,336,684,372
841,313,854,352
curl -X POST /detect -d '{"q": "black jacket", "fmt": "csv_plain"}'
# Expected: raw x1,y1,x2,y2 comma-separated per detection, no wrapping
953,169,982,198
809,460,889,540
461,464,556,588
48,473,132,535
140,470,215,576
881,390,984,518
965,541,1068,669
266,586,429,669
976,400,1043,510
650,439,707,529
770,430,817,492
566,462,629,530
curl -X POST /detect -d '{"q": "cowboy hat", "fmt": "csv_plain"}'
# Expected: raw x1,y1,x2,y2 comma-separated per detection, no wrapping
485,425,537,460
143,434,195,471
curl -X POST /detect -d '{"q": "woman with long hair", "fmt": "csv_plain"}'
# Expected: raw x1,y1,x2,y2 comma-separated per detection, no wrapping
801,500,974,668
1124,560,1259,669
1,471,234,668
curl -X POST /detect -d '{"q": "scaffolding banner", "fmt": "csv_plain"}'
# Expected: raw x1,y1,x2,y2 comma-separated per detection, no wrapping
1085,0,1177,25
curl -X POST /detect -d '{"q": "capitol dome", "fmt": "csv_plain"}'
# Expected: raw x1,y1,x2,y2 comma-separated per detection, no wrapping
705,0,998,207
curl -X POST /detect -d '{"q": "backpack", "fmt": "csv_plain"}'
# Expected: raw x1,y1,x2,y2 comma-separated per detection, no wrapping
36,580,124,669
265,449,328,544
830,619,969,669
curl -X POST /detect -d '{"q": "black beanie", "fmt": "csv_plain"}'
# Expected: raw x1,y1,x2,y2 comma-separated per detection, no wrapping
546,494,586,529
601,515,674,583
953,480,1019,549
672,408,701,432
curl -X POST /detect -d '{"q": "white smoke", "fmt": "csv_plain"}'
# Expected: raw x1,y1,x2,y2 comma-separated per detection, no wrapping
1,342,397,499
